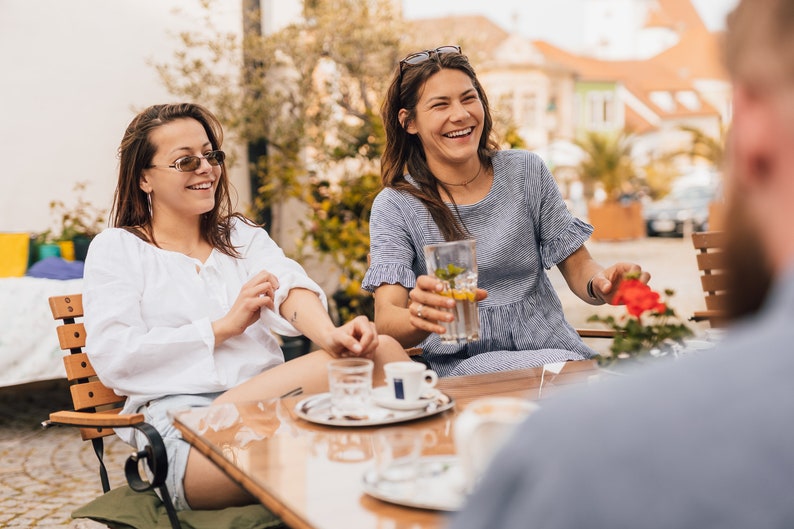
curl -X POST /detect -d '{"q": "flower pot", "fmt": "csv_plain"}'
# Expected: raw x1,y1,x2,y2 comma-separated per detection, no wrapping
0,233,30,277
58,240,75,261
38,243,62,260
708,201,725,231
73,235,92,262
588,201,644,241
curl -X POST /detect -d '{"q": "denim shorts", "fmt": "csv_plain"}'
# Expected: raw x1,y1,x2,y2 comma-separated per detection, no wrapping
132,392,224,511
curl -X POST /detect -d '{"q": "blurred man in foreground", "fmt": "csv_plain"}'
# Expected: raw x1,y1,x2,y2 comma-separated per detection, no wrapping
449,1,794,527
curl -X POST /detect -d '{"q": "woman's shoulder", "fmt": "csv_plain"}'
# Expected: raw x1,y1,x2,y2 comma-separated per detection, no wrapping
372,184,422,210
493,149,546,169
90,227,143,250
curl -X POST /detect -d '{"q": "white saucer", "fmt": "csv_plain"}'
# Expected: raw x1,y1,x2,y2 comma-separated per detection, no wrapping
372,386,437,411
362,455,465,511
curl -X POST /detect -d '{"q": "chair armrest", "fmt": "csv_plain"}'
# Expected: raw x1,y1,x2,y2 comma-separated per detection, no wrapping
577,329,618,339
48,409,145,428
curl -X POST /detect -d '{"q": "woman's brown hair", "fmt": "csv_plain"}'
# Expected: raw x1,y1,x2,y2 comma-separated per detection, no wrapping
113,102,247,257
380,51,499,241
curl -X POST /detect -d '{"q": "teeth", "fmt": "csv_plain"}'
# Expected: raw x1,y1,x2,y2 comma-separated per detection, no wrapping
445,128,472,138
188,182,212,190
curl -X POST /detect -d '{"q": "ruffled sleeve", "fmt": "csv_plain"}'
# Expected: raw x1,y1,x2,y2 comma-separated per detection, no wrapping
363,262,417,292
540,217,593,269
362,189,419,292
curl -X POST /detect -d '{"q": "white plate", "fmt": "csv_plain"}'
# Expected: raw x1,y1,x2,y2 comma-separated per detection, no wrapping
362,455,466,511
371,386,439,411
294,391,454,427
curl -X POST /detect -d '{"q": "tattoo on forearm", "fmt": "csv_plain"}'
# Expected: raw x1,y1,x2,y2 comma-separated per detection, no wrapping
290,311,297,323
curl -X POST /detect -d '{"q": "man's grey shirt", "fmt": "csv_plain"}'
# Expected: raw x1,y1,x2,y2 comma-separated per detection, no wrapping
450,267,794,529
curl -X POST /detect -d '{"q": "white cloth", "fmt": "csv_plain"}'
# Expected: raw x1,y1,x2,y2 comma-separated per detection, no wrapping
82,218,325,438
0,277,84,387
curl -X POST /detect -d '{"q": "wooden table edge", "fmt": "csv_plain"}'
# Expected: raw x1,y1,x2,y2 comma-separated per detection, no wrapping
172,414,314,529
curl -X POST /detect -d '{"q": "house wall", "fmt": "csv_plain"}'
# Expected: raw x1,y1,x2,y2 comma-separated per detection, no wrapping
0,0,250,236
574,81,623,135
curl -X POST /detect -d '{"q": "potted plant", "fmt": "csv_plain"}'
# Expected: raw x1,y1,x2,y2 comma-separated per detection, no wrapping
576,131,644,241
48,182,107,261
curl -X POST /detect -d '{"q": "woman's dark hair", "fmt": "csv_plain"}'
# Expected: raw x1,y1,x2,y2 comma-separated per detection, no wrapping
113,102,247,257
380,51,499,240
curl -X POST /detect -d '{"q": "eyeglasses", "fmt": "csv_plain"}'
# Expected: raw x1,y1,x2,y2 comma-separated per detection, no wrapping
398,45,462,84
148,150,226,172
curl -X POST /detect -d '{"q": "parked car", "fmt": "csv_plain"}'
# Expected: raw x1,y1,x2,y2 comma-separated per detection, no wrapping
644,184,720,237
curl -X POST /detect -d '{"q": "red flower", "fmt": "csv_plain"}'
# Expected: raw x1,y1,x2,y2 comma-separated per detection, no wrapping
613,279,667,318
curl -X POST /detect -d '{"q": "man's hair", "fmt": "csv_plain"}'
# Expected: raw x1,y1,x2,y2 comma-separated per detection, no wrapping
725,0,794,81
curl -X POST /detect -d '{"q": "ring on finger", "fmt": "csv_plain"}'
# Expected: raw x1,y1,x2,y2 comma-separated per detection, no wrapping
416,303,424,319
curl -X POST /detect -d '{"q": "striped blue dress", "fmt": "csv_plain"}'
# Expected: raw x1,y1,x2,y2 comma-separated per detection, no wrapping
362,149,596,376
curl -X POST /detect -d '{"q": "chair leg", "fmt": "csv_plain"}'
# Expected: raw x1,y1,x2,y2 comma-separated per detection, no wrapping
90,437,111,493
125,422,183,529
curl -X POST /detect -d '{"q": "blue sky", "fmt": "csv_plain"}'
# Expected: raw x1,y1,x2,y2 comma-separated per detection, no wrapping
403,0,739,51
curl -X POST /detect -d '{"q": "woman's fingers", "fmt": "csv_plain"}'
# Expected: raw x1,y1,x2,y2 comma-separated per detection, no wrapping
408,299,450,334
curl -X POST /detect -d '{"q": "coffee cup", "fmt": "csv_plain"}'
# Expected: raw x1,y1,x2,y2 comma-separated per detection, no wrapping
384,361,438,401
454,397,539,492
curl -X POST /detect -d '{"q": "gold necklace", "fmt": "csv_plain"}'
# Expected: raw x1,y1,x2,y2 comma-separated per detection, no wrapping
436,164,483,187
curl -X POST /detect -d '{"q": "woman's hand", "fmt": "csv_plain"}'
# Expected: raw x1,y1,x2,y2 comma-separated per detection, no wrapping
591,263,650,304
323,315,380,359
212,270,280,344
407,274,488,334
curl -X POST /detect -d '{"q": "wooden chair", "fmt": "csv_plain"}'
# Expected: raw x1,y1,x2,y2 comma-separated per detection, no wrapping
691,231,730,327
42,294,282,529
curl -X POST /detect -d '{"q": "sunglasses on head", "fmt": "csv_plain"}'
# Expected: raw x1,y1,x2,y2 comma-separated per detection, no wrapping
398,45,462,85
148,150,226,173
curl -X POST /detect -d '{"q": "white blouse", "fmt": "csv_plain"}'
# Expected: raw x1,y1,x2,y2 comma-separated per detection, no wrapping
82,218,326,415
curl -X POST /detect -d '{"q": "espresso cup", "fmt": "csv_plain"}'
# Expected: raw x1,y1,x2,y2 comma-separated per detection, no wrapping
384,361,438,401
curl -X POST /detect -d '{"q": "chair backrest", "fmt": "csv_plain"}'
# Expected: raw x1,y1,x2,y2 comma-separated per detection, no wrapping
691,231,729,326
49,294,126,441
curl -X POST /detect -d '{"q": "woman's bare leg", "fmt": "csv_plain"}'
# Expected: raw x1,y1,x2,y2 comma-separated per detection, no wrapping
183,335,410,509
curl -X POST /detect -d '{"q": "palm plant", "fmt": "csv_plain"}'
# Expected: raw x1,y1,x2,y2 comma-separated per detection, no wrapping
575,131,636,202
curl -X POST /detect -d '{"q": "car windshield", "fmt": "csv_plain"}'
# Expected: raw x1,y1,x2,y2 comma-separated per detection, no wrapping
668,185,716,202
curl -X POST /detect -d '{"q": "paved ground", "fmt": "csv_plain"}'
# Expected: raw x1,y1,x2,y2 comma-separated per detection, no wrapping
0,235,708,527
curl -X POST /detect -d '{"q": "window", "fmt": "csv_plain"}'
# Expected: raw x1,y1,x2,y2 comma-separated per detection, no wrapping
586,90,615,129
650,91,676,112
675,91,701,111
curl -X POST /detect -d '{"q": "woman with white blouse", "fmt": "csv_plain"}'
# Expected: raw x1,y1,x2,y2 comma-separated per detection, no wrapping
83,103,409,512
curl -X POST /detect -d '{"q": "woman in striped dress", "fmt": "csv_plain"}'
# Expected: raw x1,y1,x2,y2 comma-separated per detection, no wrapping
362,47,649,376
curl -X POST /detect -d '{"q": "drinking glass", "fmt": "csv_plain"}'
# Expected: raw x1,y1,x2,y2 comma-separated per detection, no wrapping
423,239,480,343
372,428,423,483
327,358,373,418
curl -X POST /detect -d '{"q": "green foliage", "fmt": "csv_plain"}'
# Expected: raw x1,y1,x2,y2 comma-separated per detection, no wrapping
576,130,637,201
588,289,694,366
675,125,726,168
296,167,381,309
500,124,528,150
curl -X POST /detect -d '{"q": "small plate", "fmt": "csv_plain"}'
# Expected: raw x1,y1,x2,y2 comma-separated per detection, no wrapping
362,455,466,511
371,386,439,411
294,391,454,427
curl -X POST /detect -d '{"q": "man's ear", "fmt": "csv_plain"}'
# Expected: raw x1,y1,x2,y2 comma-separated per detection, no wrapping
398,109,417,135
730,83,774,188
